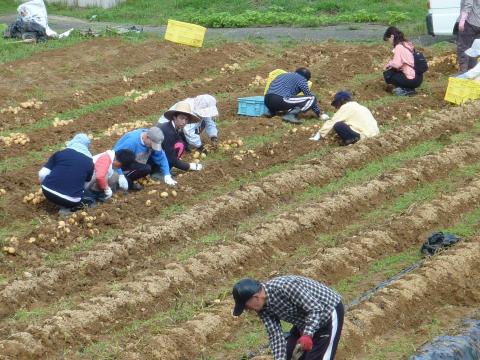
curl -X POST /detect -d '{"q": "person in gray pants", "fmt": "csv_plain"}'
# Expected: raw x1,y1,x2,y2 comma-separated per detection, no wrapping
456,0,480,73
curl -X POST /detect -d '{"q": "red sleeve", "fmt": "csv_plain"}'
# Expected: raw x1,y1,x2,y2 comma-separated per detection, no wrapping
95,153,112,190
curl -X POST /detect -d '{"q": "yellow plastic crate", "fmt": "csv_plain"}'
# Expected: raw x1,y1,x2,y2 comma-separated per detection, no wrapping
263,68,313,95
444,77,480,105
164,19,206,48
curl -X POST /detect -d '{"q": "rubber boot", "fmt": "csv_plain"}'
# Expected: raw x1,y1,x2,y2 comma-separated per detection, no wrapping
282,107,302,124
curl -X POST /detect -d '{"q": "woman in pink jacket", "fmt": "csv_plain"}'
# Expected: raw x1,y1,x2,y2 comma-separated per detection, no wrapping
383,26,423,96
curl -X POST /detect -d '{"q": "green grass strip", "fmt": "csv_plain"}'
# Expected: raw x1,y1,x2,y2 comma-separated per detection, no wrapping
297,136,463,202
36,0,423,29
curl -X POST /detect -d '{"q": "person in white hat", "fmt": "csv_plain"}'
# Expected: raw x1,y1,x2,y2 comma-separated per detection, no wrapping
457,39,480,80
158,94,219,153
157,101,205,173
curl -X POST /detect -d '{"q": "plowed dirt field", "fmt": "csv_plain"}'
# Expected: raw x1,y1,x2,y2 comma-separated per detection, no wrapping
0,36,479,360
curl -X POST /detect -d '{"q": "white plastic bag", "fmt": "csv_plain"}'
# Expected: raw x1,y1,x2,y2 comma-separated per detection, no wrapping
17,0,57,37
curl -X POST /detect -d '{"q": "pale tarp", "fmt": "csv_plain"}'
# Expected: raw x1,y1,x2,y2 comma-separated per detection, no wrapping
18,0,57,37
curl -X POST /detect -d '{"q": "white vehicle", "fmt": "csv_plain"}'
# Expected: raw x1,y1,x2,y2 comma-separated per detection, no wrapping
426,0,460,36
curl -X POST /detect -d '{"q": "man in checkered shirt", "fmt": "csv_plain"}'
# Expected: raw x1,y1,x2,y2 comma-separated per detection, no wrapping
232,275,344,360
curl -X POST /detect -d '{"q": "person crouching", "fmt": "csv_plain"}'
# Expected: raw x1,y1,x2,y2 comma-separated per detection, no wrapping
158,101,204,173
85,149,136,202
38,133,94,215
309,91,379,146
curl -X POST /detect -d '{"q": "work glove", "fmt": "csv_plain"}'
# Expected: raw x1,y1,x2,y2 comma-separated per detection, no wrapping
118,174,129,191
104,187,113,200
320,113,330,121
198,145,208,155
297,335,313,352
189,163,203,171
164,175,177,186
210,137,219,149
309,132,322,141
38,167,51,183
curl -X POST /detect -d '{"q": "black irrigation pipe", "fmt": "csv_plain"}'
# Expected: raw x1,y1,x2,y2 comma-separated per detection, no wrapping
346,259,425,310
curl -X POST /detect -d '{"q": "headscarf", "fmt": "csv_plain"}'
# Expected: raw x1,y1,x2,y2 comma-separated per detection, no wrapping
66,133,92,158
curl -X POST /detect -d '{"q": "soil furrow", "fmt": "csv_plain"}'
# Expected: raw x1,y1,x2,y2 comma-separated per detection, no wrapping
340,239,480,357
1,103,479,319
1,134,479,357
102,176,480,360
0,41,262,132
299,178,480,283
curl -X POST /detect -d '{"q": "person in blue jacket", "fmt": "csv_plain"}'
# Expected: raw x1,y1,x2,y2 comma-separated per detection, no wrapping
113,127,176,190
38,133,94,215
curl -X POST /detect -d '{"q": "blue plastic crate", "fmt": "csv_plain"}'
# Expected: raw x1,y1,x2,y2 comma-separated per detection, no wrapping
237,96,267,117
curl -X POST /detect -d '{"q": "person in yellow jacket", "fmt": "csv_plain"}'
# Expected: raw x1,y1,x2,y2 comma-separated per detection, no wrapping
309,91,379,146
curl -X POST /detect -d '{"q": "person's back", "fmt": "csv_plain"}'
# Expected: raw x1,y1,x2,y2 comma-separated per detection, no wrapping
114,129,149,162
266,72,307,98
341,101,379,138
264,68,321,124
42,148,93,198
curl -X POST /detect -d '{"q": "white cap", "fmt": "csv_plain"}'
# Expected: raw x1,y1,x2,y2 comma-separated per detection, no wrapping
193,94,219,118
465,39,480,58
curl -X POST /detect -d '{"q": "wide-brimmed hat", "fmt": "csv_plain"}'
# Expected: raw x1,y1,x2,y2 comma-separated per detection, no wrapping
232,278,262,316
164,101,200,123
465,39,480,58
193,94,219,118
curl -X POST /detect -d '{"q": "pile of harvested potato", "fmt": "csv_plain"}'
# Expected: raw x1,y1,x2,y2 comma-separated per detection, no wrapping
133,90,155,103
249,75,267,87
221,63,241,74
104,120,151,137
22,189,45,205
0,132,30,146
19,98,43,109
53,118,74,127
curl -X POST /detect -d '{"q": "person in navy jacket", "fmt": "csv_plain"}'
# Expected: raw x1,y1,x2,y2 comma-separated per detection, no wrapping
38,133,94,214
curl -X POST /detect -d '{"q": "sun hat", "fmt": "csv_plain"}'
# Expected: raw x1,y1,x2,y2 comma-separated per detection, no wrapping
465,39,480,58
146,127,164,151
331,90,353,107
193,94,219,118
232,278,262,316
164,101,200,122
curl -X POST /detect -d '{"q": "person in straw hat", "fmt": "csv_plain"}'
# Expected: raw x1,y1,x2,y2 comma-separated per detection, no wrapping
158,94,219,153
157,101,205,173
457,39,480,80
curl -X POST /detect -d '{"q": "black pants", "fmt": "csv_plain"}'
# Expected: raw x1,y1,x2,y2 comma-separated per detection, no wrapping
383,69,423,90
42,188,94,211
265,93,317,115
286,302,344,360
333,122,360,144
457,21,480,72
122,161,151,188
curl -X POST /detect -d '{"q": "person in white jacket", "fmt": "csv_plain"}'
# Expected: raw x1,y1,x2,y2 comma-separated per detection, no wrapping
309,91,379,146
158,94,219,152
457,39,480,80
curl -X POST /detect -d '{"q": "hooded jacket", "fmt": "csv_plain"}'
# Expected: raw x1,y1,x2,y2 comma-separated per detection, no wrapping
40,133,94,201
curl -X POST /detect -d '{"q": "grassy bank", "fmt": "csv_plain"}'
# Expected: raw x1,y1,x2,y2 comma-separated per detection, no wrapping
0,0,425,29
